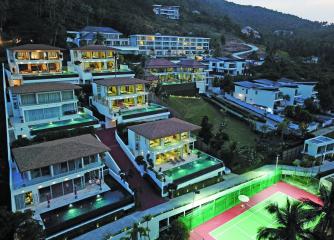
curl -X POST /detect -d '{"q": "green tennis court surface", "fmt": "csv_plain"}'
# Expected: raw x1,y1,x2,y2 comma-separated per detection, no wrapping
209,192,292,240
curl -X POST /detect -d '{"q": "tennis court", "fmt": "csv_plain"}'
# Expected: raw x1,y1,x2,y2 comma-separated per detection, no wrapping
189,182,321,240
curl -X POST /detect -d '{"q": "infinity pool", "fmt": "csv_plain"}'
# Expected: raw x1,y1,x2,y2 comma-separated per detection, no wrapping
163,152,223,181
121,103,166,116
30,114,98,132
41,190,125,229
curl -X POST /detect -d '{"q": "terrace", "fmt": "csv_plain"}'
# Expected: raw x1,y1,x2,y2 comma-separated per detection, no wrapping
161,149,224,180
29,113,99,134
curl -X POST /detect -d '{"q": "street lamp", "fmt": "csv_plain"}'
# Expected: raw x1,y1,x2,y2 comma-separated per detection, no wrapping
190,190,201,230
275,154,280,173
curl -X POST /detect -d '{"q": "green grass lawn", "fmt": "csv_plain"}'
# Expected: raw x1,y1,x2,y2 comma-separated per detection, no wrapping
165,96,258,147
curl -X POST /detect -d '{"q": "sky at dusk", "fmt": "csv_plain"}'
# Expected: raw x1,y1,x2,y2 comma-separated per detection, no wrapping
227,0,334,23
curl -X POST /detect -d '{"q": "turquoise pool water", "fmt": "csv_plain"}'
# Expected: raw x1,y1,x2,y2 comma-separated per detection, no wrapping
30,114,98,132
121,103,166,116
163,153,223,181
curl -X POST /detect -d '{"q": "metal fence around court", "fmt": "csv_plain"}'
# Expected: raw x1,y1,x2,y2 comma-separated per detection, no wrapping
179,169,282,230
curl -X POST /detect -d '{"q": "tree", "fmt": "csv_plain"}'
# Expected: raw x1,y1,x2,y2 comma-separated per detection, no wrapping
277,119,290,141
198,116,213,144
302,185,334,239
159,220,189,240
0,207,44,240
141,215,153,240
221,75,234,93
210,125,229,154
257,199,312,240
93,32,105,45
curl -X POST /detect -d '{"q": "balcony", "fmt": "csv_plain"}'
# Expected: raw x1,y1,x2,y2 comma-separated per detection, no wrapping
149,136,196,153
12,161,103,190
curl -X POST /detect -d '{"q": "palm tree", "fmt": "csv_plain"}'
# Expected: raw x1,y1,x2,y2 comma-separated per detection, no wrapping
302,185,334,239
257,199,312,240
141,215,153,239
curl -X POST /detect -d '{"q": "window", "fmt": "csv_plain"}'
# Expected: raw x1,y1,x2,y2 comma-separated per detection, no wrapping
30,169,41,179
255,91,258,95
63,180,74,195
41,166,51,176
24,107,61,122
38,92,61,104
62,103,76,115
20,94,36,105
68,160,75,171
51,183,63,198
304,144,309,153
62,91,74,101
83,156,90,166
38,186,51,203
60,162,68,173
48,51,59,59
30,51,45,60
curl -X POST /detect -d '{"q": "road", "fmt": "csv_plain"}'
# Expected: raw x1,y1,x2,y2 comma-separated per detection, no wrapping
232,43,259,59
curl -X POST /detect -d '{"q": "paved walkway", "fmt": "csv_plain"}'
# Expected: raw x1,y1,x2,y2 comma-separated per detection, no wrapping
96,128,166,211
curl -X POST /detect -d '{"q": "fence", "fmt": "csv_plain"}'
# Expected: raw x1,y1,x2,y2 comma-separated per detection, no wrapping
179,169,281,230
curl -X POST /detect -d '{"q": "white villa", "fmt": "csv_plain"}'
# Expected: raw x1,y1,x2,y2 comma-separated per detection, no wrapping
91,77,170,127
6,44,79,87
302,136,334,160
125,118,225,196
8,82,99,139
201,57,247,78
69,45,134,84
152,5,180,20
253,78,318,107
10,134,134,236
234,81,283,113
130,34,210,57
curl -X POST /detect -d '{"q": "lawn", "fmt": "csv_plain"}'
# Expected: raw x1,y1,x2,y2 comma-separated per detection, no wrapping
166,96,257,146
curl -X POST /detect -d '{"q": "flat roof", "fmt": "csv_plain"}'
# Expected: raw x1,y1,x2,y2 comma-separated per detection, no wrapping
9,44,64,51
94,77,148,87
10,82,81,94
307,136,334,145
128,118,200,140
235,81,279,91
12,134,110,172
130,34,210,39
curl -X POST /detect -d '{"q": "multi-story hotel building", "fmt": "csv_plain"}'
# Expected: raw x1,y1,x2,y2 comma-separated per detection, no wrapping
91,77,170,127
152,5,180,20
6,44,80,86
69,45,134,83
130,34,210,57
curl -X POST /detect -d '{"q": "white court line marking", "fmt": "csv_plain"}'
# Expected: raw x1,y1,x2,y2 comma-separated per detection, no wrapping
210,193,285,239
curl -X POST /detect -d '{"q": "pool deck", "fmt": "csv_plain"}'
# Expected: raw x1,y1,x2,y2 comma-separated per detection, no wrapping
190,182,322,240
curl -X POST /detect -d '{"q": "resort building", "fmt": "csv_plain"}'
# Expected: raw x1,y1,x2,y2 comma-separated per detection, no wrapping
6,44,79,86
10,134,134,237
144,58,177,83
91,77,170,127
122,118,225,196
177,59,208,93
253,78,318,107
234,81,283,113
302,136,334,160
278,78,318,101
67,26,129,47
144,58,208,93
152,5,180,20
69,45,134,83
130,34,210,57
201,57,247,78
8,82,100,139
66,26,139,55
